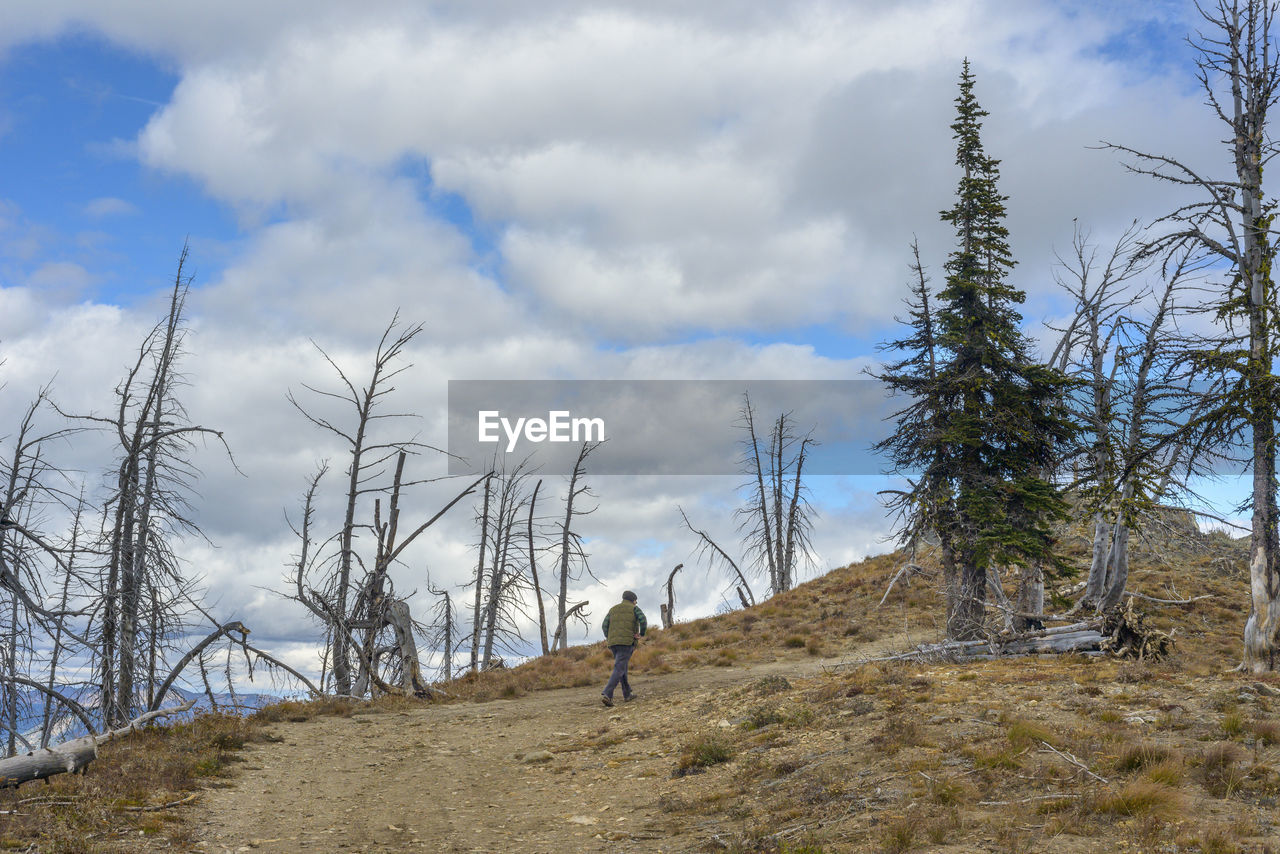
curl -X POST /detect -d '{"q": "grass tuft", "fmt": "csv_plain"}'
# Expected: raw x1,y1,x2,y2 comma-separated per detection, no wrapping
1114,741,1175,772
675,732,734,775
1087,781,1183,818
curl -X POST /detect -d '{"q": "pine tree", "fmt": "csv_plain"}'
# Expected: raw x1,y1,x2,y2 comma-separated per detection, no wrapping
875,61,1074,641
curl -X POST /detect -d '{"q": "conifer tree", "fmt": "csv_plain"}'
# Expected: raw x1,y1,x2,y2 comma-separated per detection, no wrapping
875,61,1074,640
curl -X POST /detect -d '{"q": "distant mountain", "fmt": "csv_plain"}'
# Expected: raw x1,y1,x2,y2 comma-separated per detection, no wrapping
11,683,285,749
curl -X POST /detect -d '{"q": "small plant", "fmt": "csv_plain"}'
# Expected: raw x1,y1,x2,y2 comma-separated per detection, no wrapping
1006,718,1059,749
1196,742,1247,798
743,704,787,730
1246,718,1280,746
1220,711,1245,738
676,732,734,774
924,774,970,806
1143,759,1185,787
879,815,917,854
1197,826,1240,854
1088,781,1183,818
1114,741,1174,772
923,808,961,843
754,674,792,696
784,635,807,649
872,713,927,754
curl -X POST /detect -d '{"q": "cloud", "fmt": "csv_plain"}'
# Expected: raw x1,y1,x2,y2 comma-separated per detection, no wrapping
0,0,1251,672
118,0,1209,344
83,196,138,218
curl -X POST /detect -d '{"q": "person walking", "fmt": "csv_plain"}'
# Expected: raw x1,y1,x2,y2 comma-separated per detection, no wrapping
600,590,646,707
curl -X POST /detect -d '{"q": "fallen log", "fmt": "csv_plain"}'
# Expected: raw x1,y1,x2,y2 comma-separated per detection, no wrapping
846,602,1171,665
856,623,1105,664
0,699,197,789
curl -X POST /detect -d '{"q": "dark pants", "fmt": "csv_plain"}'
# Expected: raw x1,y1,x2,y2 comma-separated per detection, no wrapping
602,644,635,699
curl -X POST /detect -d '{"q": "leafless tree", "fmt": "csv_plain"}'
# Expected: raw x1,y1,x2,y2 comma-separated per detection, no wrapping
1051,226,1199,615
661,563,683,628
425,581,456,681
678,506,756,607
1106,0,1280,670
736,393,817,596
466,458,537,670
285,315,481,696
468,470,493,672
51,249,232,727
553,442,599,650
526,478,550,655
355,451,483,694
0,390,90,751
286,315,430,695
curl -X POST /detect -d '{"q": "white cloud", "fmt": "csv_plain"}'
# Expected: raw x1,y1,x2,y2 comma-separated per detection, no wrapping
0,0,1250,669
83,197,138,218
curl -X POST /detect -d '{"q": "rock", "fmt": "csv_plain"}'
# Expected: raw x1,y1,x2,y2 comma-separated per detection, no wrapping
717,719,732,728
521,750,554,763
568,815,598,825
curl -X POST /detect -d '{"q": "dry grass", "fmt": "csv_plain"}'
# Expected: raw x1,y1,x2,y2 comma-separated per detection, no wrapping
13,519,1274,852
1113,740,1177,772
675,732,734,775
0,712,261,852
1085,780,1184,818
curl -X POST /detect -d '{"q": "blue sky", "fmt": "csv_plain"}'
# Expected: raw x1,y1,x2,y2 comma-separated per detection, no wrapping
0,37,241,303
0,0,1255,684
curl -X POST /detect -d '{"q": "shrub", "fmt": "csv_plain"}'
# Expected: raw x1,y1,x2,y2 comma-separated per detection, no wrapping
1088,781,1183,818
743,705,786,730
1006,718,1059,749
676,733,734,774
754,674,792,696
1247,718,1280,746
1196,742,1247,798
879,815,918,854
1114,741,1175,772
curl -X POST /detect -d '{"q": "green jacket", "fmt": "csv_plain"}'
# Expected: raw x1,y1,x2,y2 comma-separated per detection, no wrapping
602,602,647,647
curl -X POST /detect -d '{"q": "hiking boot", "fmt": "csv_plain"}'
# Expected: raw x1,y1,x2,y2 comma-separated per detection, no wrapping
601,694,614,707
623,693,638,702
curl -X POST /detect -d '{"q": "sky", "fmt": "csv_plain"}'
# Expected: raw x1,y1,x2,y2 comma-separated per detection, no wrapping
0,0,1247,689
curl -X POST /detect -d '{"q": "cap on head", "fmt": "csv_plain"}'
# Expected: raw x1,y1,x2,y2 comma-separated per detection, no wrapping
622,590,637,602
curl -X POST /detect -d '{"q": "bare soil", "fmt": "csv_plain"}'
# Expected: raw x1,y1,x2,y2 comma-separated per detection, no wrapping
189,653,835,854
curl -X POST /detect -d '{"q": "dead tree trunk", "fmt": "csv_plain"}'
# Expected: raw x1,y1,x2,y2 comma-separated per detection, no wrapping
470,472,492,671
1013,564,1045,632
551,601,589,650
662,564,683,629
0,700,196,788
737,395,815,596
482,466,527,669
679,507,756,606
1107,0,1280,671
384,598,429,695
527,479,549,655
555,443,597,651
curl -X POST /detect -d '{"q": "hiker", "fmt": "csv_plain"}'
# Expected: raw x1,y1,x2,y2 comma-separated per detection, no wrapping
600,590,647,707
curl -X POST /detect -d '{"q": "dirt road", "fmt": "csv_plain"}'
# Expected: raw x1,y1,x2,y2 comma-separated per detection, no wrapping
190,656,836,854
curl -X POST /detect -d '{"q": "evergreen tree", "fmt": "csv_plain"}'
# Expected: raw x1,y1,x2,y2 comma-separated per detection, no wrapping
875,61,1074,641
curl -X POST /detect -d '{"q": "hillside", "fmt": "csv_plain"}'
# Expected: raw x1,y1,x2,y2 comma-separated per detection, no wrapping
8,523,1279,853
